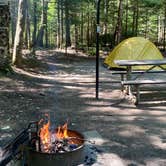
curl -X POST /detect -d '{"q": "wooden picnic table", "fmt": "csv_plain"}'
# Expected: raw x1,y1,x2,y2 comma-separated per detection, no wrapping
115,59,166,79
114,59,166,104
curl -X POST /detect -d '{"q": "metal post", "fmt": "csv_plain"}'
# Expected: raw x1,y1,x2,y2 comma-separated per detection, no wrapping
96,0,101,99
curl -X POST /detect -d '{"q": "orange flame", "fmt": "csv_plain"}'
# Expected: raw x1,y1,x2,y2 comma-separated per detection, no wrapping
39,121,51,151
39,121,69,152
56,123,68,139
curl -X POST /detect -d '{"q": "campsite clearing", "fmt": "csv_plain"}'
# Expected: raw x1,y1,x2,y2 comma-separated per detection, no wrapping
0,50,166,166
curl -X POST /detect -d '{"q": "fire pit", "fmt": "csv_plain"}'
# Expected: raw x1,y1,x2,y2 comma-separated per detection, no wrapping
0,120,85,166
28,130,84,166
27,121,85,166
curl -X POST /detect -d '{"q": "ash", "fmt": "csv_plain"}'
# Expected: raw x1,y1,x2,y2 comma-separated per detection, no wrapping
40,138,78,153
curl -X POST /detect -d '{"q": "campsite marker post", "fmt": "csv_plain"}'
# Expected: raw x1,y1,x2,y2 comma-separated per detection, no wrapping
96,0,101,99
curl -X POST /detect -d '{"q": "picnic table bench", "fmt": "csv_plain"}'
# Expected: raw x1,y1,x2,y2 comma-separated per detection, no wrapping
114,59,166,104
122,79,166,104
111,70,166,81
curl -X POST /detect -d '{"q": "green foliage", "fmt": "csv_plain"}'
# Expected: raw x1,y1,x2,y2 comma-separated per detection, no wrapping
99,34,114,47
48,0,56,21
86,47,96,56
9,0,166,51
141,0,162,7
0,65,13,76
47,0,57,29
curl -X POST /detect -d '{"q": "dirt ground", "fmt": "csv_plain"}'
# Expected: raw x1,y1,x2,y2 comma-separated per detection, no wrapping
0,49,166,166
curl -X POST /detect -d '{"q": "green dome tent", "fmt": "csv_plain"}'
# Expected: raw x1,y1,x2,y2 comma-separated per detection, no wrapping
104,37,165,70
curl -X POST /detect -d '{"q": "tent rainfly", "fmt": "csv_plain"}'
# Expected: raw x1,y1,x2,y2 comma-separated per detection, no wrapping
104,37,165,70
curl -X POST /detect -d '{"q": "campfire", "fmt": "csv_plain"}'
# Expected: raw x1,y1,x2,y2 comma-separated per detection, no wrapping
0,118,85,166
39,120,82,154
27,119,85,166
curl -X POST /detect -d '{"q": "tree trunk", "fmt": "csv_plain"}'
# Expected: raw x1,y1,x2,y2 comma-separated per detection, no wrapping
125,0,128,37
10,1,18,46
114,0,123,45
12,0,26,66
45,2,48,48
144,9,148,38
64,0,71,47
111,0,116,33
60,0,64,48
36,0,47,47
24,0,30,49
57,0,61,48
103,0,108,45
11,19,16,46
0,3,10,70
157,15,161,43
80,7,84,48
32,0,37,51
135,0,139,36
132,2,136,35
163,4,166,51
87,4,90,50
75,23,78,52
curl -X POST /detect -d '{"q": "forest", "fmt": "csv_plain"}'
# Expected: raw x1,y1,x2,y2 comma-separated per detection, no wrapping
0,0,165,69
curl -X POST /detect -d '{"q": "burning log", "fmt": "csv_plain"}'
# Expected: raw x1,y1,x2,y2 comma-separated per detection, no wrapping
38,121,82,154
45,139,78,153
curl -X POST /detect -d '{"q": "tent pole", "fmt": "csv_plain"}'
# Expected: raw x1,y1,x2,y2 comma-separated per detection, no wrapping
96,0,101,99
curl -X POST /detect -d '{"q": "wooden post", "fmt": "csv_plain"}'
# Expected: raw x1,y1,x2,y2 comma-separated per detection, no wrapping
0,2,10,70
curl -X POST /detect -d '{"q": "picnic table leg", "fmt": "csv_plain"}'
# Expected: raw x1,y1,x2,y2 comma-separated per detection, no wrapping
135,85,140,105
120,74,125,91
126,66,132,95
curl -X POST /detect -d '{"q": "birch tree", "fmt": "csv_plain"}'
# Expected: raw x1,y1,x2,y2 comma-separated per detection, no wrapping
12,0,26,66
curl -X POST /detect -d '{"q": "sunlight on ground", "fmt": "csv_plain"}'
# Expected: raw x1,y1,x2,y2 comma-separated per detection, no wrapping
149,135,166,150
118,125,146,137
